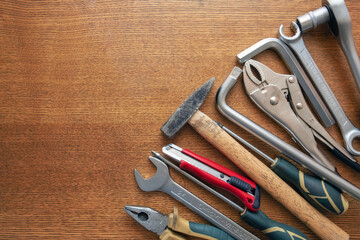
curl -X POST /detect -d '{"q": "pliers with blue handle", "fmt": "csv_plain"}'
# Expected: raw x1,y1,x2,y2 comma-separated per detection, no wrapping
124,205,235,240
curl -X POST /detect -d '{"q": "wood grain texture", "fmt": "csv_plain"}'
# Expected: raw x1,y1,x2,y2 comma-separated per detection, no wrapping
0,0,359,239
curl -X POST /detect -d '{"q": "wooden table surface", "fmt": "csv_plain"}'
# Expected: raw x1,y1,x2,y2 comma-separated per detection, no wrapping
1,0,359,239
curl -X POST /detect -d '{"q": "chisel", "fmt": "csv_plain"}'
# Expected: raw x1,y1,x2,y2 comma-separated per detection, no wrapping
152,151,309,240
216,122,348,215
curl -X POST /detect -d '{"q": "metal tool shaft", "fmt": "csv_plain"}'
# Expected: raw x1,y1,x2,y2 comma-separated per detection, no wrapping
165,181,255,240
297,0,360,94
215,123,274,164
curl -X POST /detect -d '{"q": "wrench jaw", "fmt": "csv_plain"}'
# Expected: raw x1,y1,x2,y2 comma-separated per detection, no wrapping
278,22,301,42
124,205,169,235
134,156,171,192
345,131,360,156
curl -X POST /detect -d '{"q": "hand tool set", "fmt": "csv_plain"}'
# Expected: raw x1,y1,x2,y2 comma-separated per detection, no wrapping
152,151,309,240
242,59,359,172
216,122,348,215
216,67,360,201
133,156,259,240
125,1,359,239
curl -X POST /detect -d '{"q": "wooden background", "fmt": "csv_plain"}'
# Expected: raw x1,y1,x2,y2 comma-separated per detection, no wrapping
1,0,359,239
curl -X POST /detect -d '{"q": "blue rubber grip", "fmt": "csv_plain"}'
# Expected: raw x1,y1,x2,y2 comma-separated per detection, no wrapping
189,221,235,240
242,210,309,240
271,157,348,215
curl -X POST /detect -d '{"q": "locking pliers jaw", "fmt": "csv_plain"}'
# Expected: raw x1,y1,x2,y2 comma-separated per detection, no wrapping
124,205,169,235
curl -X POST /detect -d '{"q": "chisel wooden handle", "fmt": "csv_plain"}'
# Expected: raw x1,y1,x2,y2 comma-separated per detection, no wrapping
188,110,349,240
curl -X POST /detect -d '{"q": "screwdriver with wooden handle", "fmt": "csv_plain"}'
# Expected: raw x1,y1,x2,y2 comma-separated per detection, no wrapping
216,122,349,215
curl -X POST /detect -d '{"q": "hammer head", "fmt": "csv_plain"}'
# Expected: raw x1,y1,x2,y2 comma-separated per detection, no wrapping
161,77,215,138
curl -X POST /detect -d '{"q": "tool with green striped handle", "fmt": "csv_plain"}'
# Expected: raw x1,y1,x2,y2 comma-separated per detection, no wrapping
216,122,348,215
153,151,309,240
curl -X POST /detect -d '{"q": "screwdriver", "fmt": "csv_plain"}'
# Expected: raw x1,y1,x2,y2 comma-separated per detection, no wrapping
216,122,348,215
152,151,309,240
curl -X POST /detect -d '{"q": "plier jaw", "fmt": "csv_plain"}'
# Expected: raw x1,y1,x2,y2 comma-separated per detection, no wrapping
124,205,168,236
243,59,289,96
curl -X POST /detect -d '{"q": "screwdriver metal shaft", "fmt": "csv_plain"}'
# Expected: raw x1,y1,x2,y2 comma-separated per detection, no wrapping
216,122,275,164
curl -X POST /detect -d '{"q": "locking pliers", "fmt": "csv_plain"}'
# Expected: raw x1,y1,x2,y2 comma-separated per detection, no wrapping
242,59,360,173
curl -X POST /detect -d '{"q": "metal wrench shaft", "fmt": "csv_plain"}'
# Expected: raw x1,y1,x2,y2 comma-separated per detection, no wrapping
135,156,259,240
279,22,360,156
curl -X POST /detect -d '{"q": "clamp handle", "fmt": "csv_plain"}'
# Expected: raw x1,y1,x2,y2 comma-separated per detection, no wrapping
271,157,348,215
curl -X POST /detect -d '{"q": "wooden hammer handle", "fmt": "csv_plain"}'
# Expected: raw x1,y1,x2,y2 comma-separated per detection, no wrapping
188,110,349,240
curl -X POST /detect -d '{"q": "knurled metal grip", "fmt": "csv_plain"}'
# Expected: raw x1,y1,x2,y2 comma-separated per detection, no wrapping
297,6,330,32
297,0,360,95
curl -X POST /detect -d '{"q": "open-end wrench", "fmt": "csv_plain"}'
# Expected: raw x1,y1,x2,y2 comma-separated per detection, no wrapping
134,156,260,240
279,22,360,156
237,38,335,128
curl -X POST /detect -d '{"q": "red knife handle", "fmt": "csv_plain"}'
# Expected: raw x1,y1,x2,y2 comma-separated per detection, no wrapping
179,160,260,212
182,148,257,189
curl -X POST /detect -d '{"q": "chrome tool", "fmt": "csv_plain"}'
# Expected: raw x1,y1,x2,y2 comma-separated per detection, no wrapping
236,37,334,127
242,59,360,172
297,0,360,94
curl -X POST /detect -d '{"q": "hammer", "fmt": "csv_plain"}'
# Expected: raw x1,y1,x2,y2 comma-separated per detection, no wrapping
161,77,349,240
